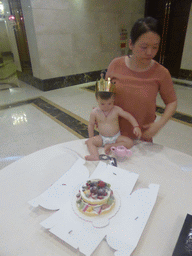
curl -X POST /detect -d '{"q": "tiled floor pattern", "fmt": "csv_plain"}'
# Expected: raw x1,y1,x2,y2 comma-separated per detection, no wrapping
0,55,17,80
0,75,192,171
0,95,99,138
0,83,18,91
84,85,192,126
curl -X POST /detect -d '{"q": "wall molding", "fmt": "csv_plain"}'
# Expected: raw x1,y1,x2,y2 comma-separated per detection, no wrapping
17,70,106,91
178,69,192,81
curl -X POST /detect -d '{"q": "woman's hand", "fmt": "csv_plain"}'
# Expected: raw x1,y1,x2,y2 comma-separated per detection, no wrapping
142,121,162,140
142,100,177,140
133,127,142,139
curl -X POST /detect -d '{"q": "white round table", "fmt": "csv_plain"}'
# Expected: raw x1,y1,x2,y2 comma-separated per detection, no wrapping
0,139,192,256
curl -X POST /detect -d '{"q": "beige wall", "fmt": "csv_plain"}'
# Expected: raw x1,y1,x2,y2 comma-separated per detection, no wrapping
0,20,11,53
181,4,192,70
21,0,145,80
3,0,192,80
3,0,22,71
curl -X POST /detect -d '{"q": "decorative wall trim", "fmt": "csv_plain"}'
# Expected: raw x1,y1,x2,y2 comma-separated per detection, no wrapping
1,94,191,129
178,69,192,82
2,52,13,57
17,70,106,91
83,84,192,127
0,83,18,91
0,96,99,138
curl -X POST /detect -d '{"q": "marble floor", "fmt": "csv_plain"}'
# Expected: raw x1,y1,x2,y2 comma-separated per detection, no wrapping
0,73,192,170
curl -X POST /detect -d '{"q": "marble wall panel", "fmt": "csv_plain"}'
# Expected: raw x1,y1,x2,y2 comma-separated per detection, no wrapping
23,0,145,82
3,0,22,71
72,24,120,74
40,54,75,79
32,9,74,35
129,0,145,14
0,21,12,52
83,0,129,13
116,12,135,35
181,4,192,70
83,0,143,14
75,51,117,74
73,11,100,35
30,0,70,10
36,34,73,59
74,52,102,74
73,32,101,55
21,0,41,77
98,12,119,53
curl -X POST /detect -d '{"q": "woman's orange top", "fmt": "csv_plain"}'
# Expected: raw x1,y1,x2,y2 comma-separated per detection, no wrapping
106,56,177,140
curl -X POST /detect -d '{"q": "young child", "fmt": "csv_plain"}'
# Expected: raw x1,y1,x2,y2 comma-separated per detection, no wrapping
85,81,142,161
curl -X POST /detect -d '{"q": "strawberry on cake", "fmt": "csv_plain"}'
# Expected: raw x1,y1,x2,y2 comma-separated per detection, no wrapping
76,179,115,216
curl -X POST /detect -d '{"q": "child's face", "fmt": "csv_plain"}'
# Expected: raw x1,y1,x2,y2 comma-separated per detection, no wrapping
97,96,115,112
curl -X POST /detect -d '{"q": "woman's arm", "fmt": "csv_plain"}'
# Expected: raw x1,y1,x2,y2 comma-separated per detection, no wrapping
117,107,142,138
142,100,177,140
118,107,139,127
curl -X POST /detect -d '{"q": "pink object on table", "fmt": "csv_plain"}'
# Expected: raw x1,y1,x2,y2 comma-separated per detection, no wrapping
111,145,132,158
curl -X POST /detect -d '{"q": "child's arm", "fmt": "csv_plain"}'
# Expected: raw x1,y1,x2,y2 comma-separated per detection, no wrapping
88,111,96,138
117,107,142,138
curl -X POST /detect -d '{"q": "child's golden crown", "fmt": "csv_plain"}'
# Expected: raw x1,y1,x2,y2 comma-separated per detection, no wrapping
95,77,116,93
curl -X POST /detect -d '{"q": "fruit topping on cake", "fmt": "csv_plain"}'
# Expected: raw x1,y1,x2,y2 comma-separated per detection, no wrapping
76,179,115,216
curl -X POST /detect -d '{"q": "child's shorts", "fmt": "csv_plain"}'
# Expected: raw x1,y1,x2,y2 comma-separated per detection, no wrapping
101,131,121,146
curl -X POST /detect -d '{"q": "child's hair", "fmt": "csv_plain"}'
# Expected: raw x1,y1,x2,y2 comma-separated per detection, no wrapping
95,91,115,100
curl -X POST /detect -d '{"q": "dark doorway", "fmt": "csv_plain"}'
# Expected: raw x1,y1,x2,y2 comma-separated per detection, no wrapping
145,0,192,78
8,0,32,74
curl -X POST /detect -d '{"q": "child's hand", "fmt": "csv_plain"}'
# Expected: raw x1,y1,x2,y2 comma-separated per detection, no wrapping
133,126,142,139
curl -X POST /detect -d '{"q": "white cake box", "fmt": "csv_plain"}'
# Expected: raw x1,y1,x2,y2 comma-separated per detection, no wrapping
29,158,159,256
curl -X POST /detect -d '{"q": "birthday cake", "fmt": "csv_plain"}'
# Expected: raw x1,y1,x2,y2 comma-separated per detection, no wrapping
76,179,115,216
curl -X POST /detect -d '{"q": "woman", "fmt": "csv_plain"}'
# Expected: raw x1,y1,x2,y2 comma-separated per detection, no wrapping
105,17,177,141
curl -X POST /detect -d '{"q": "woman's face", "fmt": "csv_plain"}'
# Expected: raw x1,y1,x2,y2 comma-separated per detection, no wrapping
129,31,160,61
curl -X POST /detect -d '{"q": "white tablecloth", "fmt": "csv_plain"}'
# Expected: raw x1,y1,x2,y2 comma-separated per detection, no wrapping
1,139,192,256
